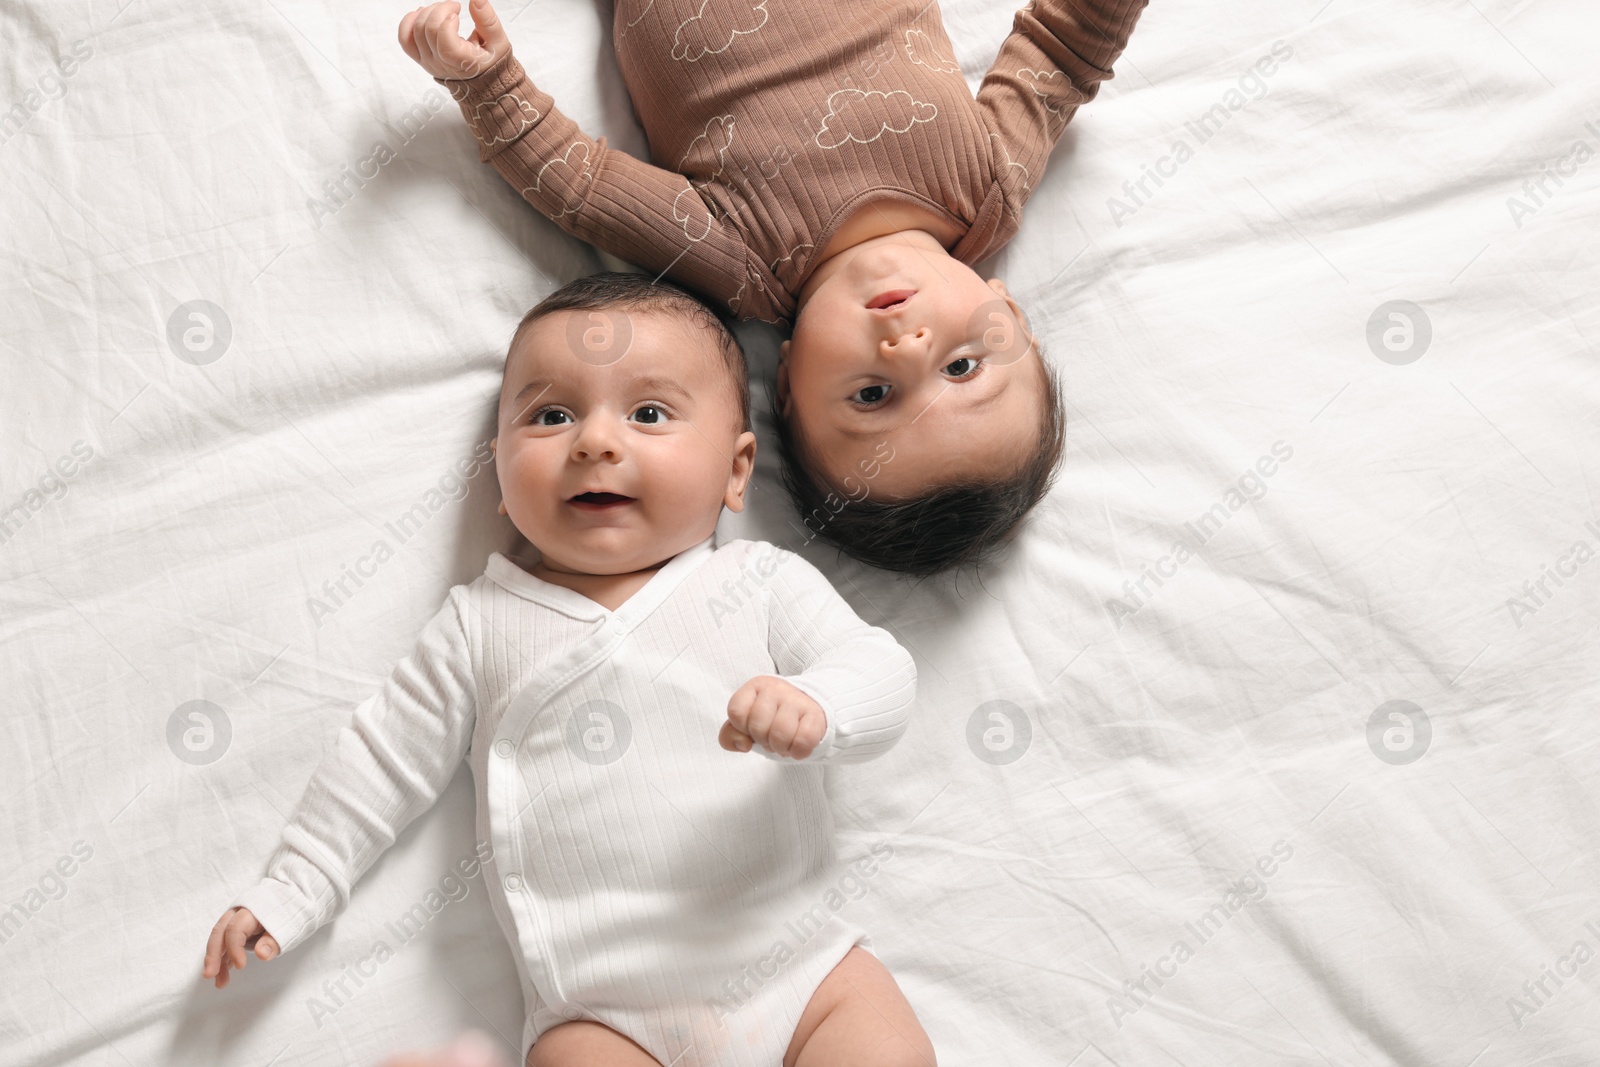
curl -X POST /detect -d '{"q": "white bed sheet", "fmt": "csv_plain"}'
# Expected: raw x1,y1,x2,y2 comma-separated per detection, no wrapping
4,0,1598,1064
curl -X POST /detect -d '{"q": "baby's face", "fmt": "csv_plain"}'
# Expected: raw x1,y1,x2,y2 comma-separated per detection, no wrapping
780,239,1045,499
493,309,756,576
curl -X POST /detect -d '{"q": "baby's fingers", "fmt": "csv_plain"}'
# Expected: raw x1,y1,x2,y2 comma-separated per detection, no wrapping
421,4,488,76
417,5,456,67
467,0,510,51
398,8,423,63
202,908,236,979
783,702,827,760
223,913,253,974
763,703,802,757
464,0,511,68
718,720,754,753
254,932,281,961
727,678,779,748
725,678,758,735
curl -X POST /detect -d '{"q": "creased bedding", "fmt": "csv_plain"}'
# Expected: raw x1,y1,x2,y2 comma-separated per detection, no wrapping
3,0,1598,1064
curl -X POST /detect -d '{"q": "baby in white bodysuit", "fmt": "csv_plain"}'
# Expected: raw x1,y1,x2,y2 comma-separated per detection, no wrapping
201,272,935,1067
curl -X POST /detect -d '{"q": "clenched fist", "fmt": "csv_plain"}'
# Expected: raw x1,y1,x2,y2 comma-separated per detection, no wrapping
398,0,513,82
720,676,828,760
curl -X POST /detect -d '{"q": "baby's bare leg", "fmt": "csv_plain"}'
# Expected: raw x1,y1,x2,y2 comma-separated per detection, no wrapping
783,946,936,1067
527,1021,661,1067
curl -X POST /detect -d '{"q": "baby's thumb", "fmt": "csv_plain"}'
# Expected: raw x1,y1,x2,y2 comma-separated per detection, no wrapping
257,934,280,960
469,0,510,52
719,721,753,752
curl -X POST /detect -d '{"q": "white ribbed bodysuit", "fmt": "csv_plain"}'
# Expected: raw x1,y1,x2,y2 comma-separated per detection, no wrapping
234,537,917,1066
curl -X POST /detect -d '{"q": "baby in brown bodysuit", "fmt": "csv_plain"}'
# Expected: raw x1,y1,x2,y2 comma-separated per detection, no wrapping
401,0,1147,574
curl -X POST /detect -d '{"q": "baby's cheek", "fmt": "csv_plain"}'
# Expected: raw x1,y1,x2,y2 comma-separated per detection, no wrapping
788,320,862,379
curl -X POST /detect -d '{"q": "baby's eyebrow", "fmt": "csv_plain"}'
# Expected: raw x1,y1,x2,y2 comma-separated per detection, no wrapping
505,374,693,412
511,378,554,405
506,378,555,422
624,374,693,402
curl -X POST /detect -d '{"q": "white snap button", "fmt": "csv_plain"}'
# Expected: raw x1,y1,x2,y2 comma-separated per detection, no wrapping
494,738,513,758
561,1006,581,1020
504,873,523,892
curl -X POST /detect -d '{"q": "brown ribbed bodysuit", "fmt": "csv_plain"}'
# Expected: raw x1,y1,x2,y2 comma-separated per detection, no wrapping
437,0,1148,324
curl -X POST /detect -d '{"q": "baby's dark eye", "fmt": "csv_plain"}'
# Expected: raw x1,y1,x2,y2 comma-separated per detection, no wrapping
533,408,570,426
943,356,982,378
631,405,664,424
852,384,889,405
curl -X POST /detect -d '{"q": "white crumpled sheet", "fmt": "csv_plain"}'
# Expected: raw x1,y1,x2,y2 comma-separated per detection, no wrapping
3,0,1597,1063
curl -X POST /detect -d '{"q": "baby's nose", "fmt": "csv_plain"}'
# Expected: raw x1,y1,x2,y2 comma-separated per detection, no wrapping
574,438,619,459
572,424,622,459
880,326,930,359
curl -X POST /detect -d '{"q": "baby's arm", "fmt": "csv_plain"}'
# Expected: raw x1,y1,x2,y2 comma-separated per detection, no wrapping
723,545,917,765
402,0,763,319
201,591,478,987
976,0,1149,204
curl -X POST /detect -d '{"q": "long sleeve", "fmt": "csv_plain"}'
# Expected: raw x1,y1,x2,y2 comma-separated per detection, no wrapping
976,0,1148,208
435,53,758,317
233,591,479,954
759,549,917,765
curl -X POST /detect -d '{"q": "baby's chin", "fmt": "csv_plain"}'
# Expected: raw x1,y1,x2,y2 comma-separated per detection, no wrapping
797,255,915,321
534,530,708,577
791,274,854,328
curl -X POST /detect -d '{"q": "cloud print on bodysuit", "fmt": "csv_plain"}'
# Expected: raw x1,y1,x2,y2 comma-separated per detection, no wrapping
904,29,959,74
672,181,715,242
678,115,737,189
723,258,780,321
472,93,541,145
814,89,937,149
1018,68,1083,117
672,0,768,62
989,133,1032,202
523,141,593,219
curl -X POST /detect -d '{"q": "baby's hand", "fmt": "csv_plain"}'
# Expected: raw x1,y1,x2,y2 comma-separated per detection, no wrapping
202,906,280,990
720,676,828,760
399,0,512,82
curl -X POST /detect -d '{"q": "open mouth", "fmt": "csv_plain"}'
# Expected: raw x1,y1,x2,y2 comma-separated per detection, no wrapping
568,491,634,509
866,289,916,311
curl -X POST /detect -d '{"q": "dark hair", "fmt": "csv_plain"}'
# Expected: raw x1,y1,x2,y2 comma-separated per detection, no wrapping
508,271,750,432
770,351,1065,577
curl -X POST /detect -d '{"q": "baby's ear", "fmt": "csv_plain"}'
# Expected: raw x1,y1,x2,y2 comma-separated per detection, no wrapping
724,431,759,513
774,358,793,416
987,278,1028,326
